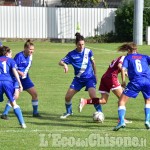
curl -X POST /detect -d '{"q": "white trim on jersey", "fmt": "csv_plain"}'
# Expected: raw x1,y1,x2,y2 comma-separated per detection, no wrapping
120,56,125,63
22,55,32,79
76,48,90,78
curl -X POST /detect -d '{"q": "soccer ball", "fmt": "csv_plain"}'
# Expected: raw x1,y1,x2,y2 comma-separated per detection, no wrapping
93,111,104,123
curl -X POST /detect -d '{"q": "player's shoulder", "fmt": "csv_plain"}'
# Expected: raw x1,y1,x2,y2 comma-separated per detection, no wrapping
5,57,16,64
14,51,23,60
84,47,91,51
84,47,92,53
118,55,125,63
67,49,76,57
14,51,23,57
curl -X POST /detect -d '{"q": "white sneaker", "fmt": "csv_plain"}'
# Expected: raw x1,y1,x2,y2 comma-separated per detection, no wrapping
21,123,27,129
78,98,87,112
60,113,73,119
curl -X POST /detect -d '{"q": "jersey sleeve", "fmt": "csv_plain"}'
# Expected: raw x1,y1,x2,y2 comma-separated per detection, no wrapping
61,52,71,64
89,50,94,60
122,56,128,70
9,58,17,69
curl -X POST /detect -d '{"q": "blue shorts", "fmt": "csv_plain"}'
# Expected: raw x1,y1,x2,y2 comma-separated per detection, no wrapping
0,81,15,102
123,78,150,99
70,76,96,91
20,76,34,90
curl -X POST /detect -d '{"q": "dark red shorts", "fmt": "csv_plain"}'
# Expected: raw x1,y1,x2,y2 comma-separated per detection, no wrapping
98,76,121,93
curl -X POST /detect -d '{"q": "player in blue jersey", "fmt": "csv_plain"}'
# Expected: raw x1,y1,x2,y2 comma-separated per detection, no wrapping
0,46,26,128
113,42,150,131
1,39,40,118
1,46,21,120
59,32,102,119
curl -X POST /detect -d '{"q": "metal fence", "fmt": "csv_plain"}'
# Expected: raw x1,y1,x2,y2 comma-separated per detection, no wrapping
0,6,116,39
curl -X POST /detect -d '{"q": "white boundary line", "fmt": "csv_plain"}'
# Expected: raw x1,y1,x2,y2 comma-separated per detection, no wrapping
86,46,117,53
0,128,149,133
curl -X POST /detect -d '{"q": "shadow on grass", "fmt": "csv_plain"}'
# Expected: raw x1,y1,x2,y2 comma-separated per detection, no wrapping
0,111,146,129
21,111,113,129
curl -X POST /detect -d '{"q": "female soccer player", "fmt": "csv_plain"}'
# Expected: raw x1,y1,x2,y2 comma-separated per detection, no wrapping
78,43,132,123
1,46,21,120
113,43,150,131
59,32,102,119
0,46,26,128
1,39,40,118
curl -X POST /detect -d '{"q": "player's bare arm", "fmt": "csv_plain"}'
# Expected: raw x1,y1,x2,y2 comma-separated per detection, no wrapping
59,60,68,73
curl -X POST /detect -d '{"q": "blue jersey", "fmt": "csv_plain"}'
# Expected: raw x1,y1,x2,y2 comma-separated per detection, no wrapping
0,56,16,102
0,56,17,82
122,53,150,99
14,51,32,78
122,53,150,81
62,48,94,79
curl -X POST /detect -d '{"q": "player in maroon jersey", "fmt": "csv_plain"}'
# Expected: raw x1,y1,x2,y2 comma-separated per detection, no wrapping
79,44,133,123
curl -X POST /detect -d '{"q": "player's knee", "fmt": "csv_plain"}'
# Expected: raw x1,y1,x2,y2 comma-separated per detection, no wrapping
101,98,107,104
65,96,71,103
102,100,107,104
31,93,38,100
103,100,107,104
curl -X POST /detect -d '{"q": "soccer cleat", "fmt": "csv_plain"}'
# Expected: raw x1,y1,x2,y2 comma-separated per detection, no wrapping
33,113,42,117
1,114,9,120
118,118,132,124
21,123,27,129
78,98,87,112
113,123,126,131
145,121,150,129
60,113,73,119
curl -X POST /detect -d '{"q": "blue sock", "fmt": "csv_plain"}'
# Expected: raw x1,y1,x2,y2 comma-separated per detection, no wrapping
65,101,72,114
144,104,150,122
32,100,38,114
94,104,102,112
13,105,25,125
118,106,126,124
2,102,12,115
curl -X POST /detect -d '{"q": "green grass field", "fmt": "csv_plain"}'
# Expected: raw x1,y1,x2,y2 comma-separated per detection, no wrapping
0,41,150,150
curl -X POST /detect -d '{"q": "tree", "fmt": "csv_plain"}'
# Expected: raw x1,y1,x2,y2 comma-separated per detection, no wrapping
115,0,150,42
115,0,134,42
61,0,105,8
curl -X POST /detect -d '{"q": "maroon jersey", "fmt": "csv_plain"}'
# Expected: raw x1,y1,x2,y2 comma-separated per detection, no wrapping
99,56,125,93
